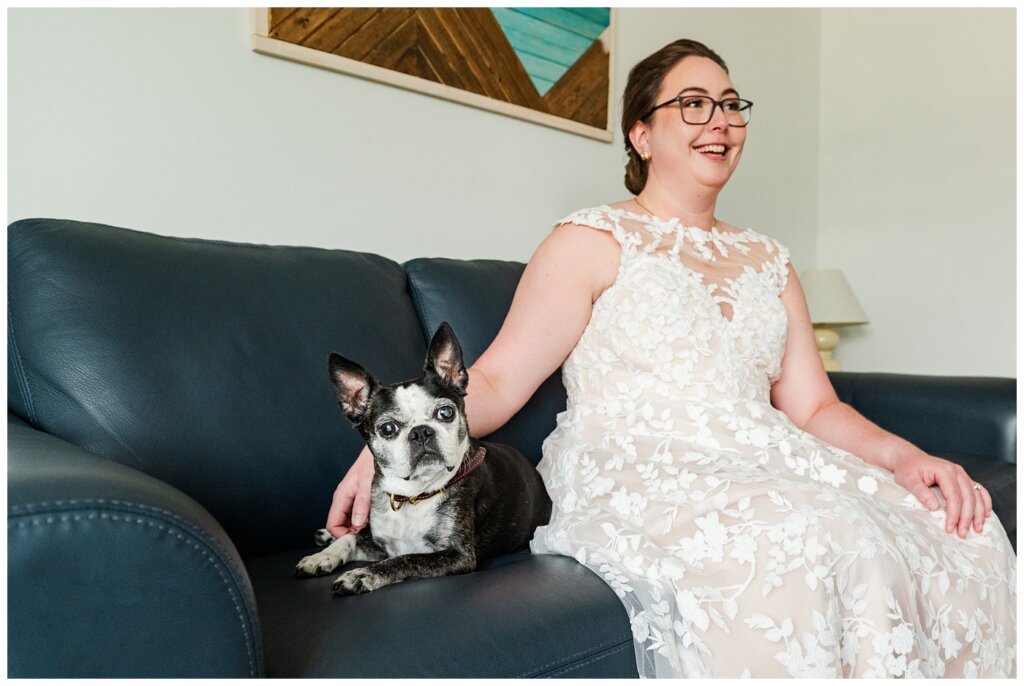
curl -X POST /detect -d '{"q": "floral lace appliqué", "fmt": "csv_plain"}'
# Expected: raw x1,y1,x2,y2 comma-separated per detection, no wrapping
529,205,1016,678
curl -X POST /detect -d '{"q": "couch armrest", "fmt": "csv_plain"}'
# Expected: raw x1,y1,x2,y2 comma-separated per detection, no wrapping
7,414,264,677
828,372,1016,464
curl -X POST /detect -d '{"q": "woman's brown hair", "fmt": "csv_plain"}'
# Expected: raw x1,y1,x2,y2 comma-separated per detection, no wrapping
622,39,730,195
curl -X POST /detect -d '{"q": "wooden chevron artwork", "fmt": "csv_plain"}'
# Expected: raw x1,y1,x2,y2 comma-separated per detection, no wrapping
251,8,614,141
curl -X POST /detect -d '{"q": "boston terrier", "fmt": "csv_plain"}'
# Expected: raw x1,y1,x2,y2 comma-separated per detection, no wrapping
296,322,552,595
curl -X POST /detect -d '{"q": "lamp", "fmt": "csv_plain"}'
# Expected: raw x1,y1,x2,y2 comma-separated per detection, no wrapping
800,269,869,371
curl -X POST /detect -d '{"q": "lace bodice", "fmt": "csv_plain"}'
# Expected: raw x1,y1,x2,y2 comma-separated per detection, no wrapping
558,205,791,409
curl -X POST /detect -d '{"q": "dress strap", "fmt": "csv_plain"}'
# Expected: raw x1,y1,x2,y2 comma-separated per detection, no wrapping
759,236,791,294
554,206,642,261
554,207,618,234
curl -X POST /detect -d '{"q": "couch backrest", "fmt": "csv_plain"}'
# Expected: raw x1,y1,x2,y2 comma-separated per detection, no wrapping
403,257,566,464
828,371,1017,463
8,219,431,556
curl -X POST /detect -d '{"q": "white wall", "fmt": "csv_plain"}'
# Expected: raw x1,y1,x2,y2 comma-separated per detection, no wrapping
7,8,819,265
818,9,1016,377
7,8,1015,376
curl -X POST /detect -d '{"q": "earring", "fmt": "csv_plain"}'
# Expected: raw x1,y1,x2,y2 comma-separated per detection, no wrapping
641,152,651,162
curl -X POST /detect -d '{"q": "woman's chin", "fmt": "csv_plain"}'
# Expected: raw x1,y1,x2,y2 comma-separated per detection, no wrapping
694,171,734,191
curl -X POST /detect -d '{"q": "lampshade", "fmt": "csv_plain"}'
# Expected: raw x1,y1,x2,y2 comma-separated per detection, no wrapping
800,269,869,326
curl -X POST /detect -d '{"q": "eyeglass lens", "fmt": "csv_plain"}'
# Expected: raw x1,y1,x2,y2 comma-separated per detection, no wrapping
680,96,751,126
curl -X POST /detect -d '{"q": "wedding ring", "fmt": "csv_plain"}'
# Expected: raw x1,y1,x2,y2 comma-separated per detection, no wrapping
972,483,982,491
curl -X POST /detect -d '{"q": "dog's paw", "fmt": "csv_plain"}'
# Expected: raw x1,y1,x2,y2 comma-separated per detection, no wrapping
313,528,335,547
295,551,341,578
331,568,387,595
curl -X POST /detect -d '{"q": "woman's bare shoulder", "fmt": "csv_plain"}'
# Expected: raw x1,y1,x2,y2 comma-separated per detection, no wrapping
539,217,621,301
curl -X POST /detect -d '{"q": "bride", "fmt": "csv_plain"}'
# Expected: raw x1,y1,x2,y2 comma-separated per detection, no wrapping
326,39,1015,678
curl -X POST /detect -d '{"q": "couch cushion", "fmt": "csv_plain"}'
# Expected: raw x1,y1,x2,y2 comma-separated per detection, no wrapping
403,258,566,465
245,549,636,678
7,218,427,556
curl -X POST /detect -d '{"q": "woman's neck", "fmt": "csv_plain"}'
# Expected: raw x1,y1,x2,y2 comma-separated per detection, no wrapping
636,180,718,229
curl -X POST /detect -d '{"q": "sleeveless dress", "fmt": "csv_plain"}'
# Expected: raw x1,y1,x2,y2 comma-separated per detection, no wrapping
529,205,1016,678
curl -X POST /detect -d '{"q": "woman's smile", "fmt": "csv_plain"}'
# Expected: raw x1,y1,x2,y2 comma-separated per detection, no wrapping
692,142,730,161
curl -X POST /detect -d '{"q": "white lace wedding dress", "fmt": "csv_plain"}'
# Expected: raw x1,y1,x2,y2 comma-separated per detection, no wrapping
529,205,1016,678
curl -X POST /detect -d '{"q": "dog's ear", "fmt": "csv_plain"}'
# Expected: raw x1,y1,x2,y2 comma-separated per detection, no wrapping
328,353,376,424
425,322,468,395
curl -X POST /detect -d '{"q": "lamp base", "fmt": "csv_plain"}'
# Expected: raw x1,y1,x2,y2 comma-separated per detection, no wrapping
813,326,842,372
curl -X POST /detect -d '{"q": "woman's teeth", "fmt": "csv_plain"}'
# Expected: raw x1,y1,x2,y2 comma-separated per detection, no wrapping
695,144,726,155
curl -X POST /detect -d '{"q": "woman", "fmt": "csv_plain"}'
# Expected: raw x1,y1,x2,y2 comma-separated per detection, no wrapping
326,40,1015,677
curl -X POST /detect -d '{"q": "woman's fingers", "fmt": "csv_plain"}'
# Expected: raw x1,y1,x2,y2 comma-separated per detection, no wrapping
936,469,962,535
326,477,359,538
351,471,373,528
325,450,375,537
956,475,977,538
974,481,991,536
894,452,992,538
972,483,991,533
902,473,941,511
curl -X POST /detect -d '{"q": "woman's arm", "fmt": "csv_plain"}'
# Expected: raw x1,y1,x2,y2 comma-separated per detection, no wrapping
465,224,619,436
325,223,620,536
769,263,991,538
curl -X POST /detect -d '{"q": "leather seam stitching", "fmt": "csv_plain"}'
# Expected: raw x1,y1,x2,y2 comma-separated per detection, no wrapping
515,634,633,678
9,499,256,599
542,641,633,678
8,499,257,616
10,499,253,582
9,507,260,677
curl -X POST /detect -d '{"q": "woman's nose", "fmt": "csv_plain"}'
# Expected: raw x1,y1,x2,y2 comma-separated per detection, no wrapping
707,103,729,130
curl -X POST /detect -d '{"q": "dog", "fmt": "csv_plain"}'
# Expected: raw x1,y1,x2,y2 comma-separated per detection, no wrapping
296,322,552,595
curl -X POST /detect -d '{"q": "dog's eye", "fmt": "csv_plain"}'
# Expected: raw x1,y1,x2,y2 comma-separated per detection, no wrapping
378,422,399,438
435,406,455,422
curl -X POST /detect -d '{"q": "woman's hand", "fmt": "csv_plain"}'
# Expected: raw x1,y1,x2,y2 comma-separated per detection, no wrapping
325,446,374,538
891,447,993,538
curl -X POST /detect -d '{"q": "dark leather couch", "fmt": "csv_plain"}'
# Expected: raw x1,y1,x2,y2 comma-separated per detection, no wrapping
7,218,1016,677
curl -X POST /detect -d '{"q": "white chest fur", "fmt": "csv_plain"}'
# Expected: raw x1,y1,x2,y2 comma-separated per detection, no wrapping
372,497,448,556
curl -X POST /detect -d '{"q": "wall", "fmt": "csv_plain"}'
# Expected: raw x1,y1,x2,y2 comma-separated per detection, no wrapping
7,8,1015,376
817,8,1016,377
7,7,820,268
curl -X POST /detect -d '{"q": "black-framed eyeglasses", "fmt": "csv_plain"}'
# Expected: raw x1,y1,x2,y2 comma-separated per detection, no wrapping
642,95,754,127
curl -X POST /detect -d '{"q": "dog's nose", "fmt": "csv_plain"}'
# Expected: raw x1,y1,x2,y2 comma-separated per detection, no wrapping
407,425,435,444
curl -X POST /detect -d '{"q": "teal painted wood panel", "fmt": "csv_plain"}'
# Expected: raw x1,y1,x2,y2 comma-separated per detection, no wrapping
491,7,609,96
517,51,570,84
491,8,592,66
565,8,610,26
517,52,559,95
512,7,608,40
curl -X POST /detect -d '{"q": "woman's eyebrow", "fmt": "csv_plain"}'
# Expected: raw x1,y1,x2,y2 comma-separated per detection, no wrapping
678,86,740,97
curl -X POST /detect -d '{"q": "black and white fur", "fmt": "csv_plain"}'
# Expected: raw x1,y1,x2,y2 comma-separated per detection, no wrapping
296,322,551,595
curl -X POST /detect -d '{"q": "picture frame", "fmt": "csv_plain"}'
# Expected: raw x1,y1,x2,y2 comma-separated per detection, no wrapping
250,8,615,142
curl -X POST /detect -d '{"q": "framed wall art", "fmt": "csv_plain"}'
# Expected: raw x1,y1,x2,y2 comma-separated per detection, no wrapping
251,8,614,141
